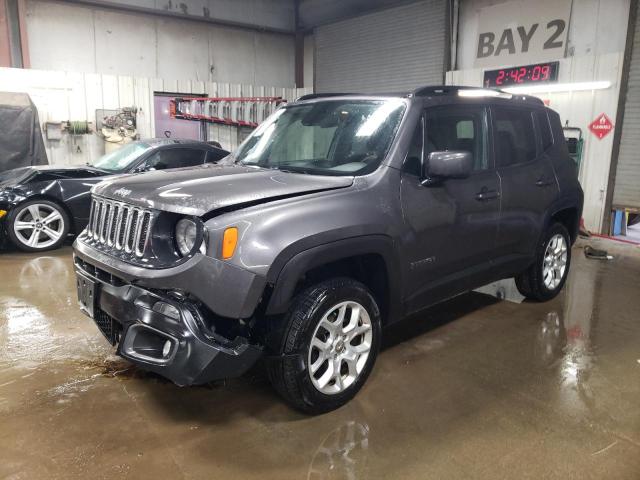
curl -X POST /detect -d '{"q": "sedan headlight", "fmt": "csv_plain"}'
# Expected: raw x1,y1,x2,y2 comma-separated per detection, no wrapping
175,218,198,256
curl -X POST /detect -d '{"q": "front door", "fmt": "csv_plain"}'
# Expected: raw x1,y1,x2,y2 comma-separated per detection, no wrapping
400,104,501,314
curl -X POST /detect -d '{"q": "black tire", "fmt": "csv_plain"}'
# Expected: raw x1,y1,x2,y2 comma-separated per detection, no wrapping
6,199,70,252
267,278,381,415
515,222,571,302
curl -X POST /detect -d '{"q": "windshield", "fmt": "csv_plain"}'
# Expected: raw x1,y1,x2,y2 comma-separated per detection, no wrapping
0,167,33,187
92,142,152,172
232,99,406,176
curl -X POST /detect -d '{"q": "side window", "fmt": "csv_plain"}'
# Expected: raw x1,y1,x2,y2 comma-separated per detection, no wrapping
493,107,537,167
424,106,489,171
144,148,205,170
206,149,228,163
403,118,423,177
534,110,554,151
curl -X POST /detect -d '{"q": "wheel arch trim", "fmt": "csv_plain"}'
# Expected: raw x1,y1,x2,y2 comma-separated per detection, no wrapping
264,234,401,318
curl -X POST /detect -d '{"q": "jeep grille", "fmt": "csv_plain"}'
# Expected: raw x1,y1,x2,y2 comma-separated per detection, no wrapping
85,196,153,258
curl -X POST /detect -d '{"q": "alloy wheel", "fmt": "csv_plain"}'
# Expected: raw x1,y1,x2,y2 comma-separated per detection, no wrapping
13,204,66,249
542,233,568,290
307,301,373,395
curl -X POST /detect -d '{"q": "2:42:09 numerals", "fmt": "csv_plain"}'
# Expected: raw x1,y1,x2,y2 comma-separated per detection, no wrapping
495,65,551,85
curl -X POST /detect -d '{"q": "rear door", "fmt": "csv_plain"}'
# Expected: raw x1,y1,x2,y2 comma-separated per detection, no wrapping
492,106,559,270
400,103,501,313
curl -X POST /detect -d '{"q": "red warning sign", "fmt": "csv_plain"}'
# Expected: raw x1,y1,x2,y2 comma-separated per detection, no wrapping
588,113,614,140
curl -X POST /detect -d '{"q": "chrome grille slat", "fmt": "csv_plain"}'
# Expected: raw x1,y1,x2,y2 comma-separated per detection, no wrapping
99,203,110,243
86,199,96,236
115,206,128,250
135,212,151,257
85,196,153,260
126,209,140,254
106,204,117,246
122,207,134,252
133,210,145,257
92,201,103,240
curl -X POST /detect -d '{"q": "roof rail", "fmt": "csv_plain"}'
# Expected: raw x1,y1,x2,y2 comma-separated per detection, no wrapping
411,85,544,105
295,92,357,101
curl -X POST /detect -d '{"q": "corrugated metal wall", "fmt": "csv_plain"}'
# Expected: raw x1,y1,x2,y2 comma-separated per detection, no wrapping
0,67,310,166
314,0,447,93
614,3,640,209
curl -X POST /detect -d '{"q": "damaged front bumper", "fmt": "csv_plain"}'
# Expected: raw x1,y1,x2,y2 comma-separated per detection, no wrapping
73,242,264,386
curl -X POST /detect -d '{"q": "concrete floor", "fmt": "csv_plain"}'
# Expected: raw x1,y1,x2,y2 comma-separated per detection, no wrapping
1,239,639,480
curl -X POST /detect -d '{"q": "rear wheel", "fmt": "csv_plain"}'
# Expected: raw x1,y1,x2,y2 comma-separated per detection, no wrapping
515,222,571,301
267,278,381,414
7,200,70,252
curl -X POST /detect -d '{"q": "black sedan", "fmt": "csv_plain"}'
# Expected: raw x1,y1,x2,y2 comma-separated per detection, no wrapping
0,139,228,252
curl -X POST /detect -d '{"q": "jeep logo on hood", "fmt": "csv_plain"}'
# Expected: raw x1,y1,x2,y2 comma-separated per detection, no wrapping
113,187,132,197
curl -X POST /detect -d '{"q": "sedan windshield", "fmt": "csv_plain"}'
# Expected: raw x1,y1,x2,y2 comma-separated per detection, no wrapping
0,167,33,187
92,142,152,172
232,99,406,176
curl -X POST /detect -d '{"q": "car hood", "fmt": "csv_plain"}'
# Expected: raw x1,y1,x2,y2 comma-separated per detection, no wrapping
92,163,354,216
1,165,110,186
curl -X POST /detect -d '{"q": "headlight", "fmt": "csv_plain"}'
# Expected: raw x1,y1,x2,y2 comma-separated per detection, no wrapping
175,218,198,256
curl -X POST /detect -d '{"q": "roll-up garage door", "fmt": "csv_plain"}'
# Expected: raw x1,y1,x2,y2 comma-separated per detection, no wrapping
314,0,447,94
614,4,640,209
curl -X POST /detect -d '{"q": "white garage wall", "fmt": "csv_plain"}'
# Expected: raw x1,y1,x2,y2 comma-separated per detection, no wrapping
456,0,630,70
24,0,296,87
0,66,310,166
446,53,625,233
80,0,296,31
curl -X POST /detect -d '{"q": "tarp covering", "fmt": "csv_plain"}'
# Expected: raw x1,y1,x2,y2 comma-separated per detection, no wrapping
0,92,48,172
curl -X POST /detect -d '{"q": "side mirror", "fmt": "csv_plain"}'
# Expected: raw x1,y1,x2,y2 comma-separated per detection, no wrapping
421,150,472,185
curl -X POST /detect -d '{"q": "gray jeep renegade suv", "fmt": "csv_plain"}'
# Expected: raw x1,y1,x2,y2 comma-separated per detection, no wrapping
73,86,583,414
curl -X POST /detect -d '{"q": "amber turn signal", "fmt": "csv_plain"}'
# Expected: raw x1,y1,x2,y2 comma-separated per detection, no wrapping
222,227,238,259
0,210,6,219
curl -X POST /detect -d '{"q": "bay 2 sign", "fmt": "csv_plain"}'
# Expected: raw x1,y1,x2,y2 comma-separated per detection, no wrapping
474,0,571,68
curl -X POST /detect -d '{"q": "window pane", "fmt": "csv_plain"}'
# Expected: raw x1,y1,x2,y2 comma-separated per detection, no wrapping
535,110,554,150
494,108,537,166
425,107,488,171
206,149,228,163
147,149,205,170
93,142,152,172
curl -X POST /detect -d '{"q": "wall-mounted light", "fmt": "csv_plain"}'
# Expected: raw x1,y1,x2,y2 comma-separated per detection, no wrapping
502,81,612,94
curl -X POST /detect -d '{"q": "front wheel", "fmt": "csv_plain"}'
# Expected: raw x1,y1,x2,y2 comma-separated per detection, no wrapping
267,278,381,414
6,200,70,252
515,222,571,301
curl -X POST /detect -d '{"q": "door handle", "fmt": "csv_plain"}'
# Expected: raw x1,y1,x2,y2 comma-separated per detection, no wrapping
475,189,500,201
535,177,554,187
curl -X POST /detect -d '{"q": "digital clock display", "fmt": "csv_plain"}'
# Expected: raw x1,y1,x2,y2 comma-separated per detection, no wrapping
483,61,559,88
